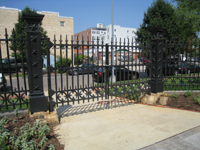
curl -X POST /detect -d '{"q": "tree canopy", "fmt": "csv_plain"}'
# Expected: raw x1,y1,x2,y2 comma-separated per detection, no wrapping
173,0,200,38
135,0,199,44
9,6,48,62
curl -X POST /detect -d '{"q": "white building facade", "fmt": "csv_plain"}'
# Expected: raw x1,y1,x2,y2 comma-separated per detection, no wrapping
91,23,107,43
106,24,137,45
106,25,138,59
74,24,139,60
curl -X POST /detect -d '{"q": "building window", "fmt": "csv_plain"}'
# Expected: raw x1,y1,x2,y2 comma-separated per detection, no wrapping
127,30,129,33
132,31,134,33
97,31,100,34
61,45,65,50
60,21,65,27
114,29,116,32
92,31,95,34
107,35,109,39
92,36,96,40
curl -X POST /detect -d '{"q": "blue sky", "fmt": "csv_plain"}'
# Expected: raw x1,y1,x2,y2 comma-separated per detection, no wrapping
0,0,176,34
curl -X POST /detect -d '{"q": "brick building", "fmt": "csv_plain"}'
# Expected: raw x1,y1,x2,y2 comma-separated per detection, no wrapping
0,6,73,58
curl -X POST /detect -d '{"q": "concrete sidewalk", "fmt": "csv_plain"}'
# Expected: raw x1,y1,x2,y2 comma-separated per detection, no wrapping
54,102,200,150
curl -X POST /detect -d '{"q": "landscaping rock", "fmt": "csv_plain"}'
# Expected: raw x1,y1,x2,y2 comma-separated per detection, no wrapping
140,92,164,105
159,96,169,106
141,95,156,104
29,110,59,124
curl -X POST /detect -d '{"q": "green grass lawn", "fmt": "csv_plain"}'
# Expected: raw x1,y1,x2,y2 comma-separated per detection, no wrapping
11,73,28,77
0,98,29,112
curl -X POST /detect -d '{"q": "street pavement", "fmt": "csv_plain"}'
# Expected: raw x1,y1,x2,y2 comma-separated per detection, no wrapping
54,99,200,150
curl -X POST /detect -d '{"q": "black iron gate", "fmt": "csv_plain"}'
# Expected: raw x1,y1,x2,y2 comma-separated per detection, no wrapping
45,35,152,109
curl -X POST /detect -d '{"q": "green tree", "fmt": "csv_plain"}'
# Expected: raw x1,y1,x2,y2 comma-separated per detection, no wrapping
9,6,48,62
74,55,91,65
173,0,200,39
56,57,72,73
135,0,181,43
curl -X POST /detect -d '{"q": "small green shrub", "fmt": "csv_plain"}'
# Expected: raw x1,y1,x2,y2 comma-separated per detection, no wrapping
56,57,72,73
171,93,178,99
14,108,19,117
184,90,193,98
0,117,55,149
49,143,56,150
125,93,140,101
194,95,200,105
74,55,91,65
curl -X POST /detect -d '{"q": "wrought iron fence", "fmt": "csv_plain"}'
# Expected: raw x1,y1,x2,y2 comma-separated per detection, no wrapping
162,39,200,91
0,29,29,112
47,35,151,107
1,13,200,113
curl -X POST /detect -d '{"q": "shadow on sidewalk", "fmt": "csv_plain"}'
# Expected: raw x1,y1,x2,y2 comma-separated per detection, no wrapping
56,100,135,122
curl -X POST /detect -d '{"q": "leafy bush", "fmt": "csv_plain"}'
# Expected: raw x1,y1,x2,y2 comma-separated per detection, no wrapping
171,93,178,99
125,93,140,101
56,57,72,73
194,95,200,105
0,115,55,149
184,90,193,98
74,55,90,65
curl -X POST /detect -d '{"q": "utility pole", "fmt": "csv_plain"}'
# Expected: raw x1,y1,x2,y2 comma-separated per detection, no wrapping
111,0,116,83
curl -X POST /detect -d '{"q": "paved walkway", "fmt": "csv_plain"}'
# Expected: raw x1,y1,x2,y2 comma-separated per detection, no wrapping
141,125,200,150
54,101,200,150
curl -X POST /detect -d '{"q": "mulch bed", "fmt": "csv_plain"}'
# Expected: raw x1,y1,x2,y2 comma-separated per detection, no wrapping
156,93,200,112
1,114,64,150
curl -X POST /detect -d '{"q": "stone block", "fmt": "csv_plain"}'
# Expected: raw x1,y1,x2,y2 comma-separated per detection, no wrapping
159,96,169,106
141,95,157,105
29,110,59,124
141,92,164,105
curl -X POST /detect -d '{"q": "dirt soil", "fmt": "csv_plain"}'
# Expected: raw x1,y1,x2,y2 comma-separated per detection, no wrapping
1,114,64,150
157,93,200,112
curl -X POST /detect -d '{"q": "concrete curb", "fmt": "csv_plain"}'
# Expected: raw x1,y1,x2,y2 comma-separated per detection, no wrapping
164,90,200,95
0,109,29,118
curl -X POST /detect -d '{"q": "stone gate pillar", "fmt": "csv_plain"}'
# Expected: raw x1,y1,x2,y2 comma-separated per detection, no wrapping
22,13,47,113
148,28,166,93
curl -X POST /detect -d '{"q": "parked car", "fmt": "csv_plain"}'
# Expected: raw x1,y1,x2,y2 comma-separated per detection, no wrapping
178,62,200,74
0,73,7,92
191,57,199,62
118,56,134,62
139,57,146,62
146,62,179,77
68,63,97,75
92,66,139,82
142,57,150,64
0,58,27,72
